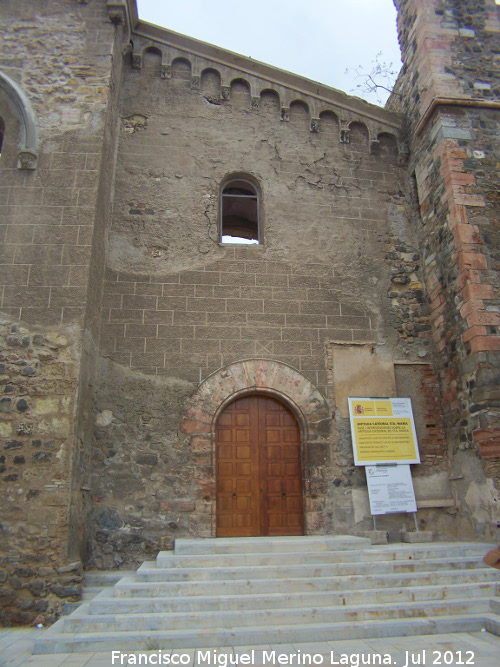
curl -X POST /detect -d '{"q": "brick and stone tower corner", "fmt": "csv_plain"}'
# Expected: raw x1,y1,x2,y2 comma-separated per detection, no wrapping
391,0,500,503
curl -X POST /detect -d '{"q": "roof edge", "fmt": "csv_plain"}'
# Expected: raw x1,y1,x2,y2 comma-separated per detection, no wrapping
130,15,402,130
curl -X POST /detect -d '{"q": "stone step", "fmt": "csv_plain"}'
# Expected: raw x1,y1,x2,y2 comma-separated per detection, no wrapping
89,581,499,615
34,613,500,653
34,539,500,655
155,543,489,568
83,570,133,588
113,567,499,598
63,597,491,633
136,555,486,582
62,570,134,615
172,535,370,555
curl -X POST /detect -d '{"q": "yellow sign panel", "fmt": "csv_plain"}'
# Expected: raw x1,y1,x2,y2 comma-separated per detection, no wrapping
374,401,393,417
348,398,420,465
351,401,376,417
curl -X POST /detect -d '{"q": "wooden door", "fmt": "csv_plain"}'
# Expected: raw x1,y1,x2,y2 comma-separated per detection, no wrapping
216,395,303,537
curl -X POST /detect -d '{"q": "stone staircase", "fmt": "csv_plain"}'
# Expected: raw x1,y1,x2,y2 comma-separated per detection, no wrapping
35,536,500,654
62,570,133,616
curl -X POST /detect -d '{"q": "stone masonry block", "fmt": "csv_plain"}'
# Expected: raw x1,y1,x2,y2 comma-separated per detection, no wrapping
104,281,134,294
3,286,50,308
135,283,164,296
187,298,226,312
243,326,282,340
213,285,244,299
125,324,158,338
207,312,246,325
220,341,254,356
288,314,327,327
462,283,494,302
156,297,188,311
122,295,157,310
226,299,263,313
173,311,207,325
300,300,340,315
14,245,63,266
255,273,288,287
62,246,91,266
0,265,29,285
456,269,481,291
195,326,241,340
469,336,500,353
452,191,486,208
115,337,145,353
282,328,319,342
180,271,221,285
161,285,195,298
157,325,195,339
194,286,215,298
460,298,485,319
264,300,302,314
130,352,164,368
5,225,35,244
109,309,143,323
454,224,481,246
49,287,87,308
402,531,433,543
220,272,256,287
462,326,487,343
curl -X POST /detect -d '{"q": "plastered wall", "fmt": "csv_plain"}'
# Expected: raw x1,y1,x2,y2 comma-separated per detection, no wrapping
89,34,454,567
0,0,126,624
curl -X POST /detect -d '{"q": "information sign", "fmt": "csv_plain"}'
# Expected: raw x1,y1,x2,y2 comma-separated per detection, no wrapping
365,464,417,515
348,397,420,465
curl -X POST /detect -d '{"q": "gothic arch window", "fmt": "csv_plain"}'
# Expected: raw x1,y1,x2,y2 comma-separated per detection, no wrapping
220,177,260,244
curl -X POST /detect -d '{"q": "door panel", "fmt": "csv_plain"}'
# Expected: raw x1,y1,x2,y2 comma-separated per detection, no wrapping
216,395,303,537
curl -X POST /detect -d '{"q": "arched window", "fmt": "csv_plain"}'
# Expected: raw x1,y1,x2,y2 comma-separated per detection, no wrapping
220,178,260,244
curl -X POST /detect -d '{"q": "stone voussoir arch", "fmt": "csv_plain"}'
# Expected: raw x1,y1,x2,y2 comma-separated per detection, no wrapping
181,359,331,537
182,359,330,437
0,70,39,169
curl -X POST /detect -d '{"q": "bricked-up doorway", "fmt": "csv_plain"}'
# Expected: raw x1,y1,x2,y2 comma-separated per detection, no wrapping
216,395,304,537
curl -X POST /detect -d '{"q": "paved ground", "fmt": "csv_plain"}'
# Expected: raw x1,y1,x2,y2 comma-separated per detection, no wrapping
1,628,499,667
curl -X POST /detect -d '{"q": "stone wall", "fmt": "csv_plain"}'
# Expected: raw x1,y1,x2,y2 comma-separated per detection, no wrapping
101,37,411,394
391,0,500,536
0,316,82,625
2,0,499,620
87,29,453,565
0,0,127,624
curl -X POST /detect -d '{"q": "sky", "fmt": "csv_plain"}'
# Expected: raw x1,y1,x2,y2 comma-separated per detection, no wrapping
135,0,402,107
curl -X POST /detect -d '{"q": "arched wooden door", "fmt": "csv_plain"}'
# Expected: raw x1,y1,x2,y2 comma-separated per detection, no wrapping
216,395,304,537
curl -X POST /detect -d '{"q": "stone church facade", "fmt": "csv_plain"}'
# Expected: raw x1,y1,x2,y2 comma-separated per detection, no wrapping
0,0,499,625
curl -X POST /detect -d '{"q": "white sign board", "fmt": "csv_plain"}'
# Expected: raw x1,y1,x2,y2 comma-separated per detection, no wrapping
348,397,420,465
365,464,417,515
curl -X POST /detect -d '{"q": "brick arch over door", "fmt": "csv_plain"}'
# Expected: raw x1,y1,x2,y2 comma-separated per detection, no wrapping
181,359,331,537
